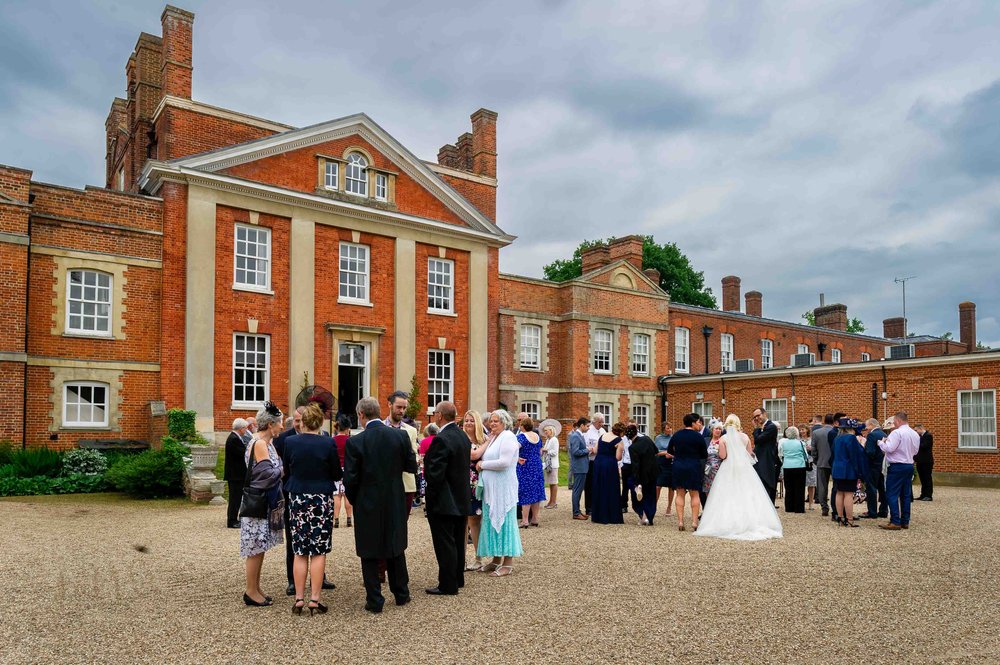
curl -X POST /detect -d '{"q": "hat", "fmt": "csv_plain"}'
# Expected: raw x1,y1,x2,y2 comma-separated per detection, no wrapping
838,417,865,432
539,418,562,437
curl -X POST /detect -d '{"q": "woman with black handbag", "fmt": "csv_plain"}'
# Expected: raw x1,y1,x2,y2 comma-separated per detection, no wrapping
779,425,808,513
239,402,285,606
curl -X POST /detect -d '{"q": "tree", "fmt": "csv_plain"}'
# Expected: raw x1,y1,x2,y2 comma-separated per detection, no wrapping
941,331,953,340
542,236,717,308
404,374,422,421
801,311,866,333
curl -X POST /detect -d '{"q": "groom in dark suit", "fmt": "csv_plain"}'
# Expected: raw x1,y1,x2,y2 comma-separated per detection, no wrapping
751,407,780,504
423,401,471,596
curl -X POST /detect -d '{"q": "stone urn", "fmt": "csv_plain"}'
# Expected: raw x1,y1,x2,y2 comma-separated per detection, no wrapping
186,444,224,504
189,444,218,471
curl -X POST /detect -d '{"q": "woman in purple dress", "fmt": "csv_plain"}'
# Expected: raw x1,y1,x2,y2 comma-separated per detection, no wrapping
515,418,546,528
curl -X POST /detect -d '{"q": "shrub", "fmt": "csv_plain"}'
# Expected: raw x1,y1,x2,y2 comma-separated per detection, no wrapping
0,473,109,497
105,437,189,499
0,464,16,479
9,447,63,478
62,448,109,476
0,440,13,465
167,408,198,442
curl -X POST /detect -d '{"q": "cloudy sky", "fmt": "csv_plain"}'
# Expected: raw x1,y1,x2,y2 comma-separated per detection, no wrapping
3,1,998,345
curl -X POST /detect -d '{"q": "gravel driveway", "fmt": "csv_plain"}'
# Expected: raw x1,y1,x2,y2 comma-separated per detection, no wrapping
1,488,997,664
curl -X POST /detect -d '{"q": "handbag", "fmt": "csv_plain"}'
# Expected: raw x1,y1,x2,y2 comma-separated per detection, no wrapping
474,476,484,501
238,444,269,520
800,441,813,471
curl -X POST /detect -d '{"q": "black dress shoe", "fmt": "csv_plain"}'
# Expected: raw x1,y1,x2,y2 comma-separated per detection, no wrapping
227,521,240,529
364,602,383,614
285,584,295,596
821,508,829,517
395,595,411,606
920,497,933,502
425,587,457,596
322,578,336,590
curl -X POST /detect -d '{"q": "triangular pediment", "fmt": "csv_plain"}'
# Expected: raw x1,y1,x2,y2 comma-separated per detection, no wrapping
575,259,663,293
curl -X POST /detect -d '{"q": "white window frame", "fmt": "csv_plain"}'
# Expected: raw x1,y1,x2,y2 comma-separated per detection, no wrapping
338,242,370,305
520,401,541,422
324,161,339,190
675,327,690,374
427,258,454,314
233,224,272,292
721,333,735,373
62,381,110,428
692,401,713,420
374,173,388,201
831,349,842,364
861,352,871,362
520,324,541,370
345,153,368,196
797,344,809,354
632,333,650,376
761,339,773,370
958,389,997,450
594,402,613,423
428,350,454,409
233,333,270,408
631,404,650,435
66,269,113,337
762,399,788,429
593,329,613,374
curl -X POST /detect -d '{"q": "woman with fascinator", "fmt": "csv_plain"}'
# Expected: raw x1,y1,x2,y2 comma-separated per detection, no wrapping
694,414,783,541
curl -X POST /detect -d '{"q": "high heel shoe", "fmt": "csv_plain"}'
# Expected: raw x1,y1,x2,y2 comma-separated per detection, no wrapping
243,592,272,607
308,599,328,616
291,598,305,615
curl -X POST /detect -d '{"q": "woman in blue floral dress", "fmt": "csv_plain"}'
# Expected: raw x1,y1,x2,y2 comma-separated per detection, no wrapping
515,417,546,527
703,422,724,497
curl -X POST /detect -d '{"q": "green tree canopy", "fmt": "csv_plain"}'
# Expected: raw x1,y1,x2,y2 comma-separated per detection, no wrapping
801,311,867,333
542,236,717,308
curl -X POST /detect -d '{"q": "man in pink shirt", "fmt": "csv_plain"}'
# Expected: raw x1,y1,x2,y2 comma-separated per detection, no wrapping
877,412,921,530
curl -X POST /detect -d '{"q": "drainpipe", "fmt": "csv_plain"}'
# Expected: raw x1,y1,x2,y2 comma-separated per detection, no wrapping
790,373,796,425
21,213,32,449
720,376,726,414
881,365,889,421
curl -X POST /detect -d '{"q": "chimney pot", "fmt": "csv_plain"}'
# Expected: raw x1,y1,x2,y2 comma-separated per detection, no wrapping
722,276,741,312
883,317,906,339
814,304,848,331
471,108,497,178
161,5,194,99
580,245,611,274
608,235,644,270
745,290,763,318
959,301,977,352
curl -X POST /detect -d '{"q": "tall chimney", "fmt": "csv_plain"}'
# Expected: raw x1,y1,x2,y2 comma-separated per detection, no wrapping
883,317,906,339
745,291,762,318
471,108,498,178
722,276,741,312
608,235,644,270
580,245,611,274
456,132,473,171
161,5,194,99
437,144,459,169
814,304,848,331
959,302,977,352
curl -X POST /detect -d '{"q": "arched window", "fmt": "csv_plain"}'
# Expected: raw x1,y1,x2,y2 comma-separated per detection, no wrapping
345,153,368,196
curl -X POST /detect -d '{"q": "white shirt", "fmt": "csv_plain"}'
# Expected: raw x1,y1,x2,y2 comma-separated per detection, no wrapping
584,424,605,461
544,437,560,469
621,435,632,466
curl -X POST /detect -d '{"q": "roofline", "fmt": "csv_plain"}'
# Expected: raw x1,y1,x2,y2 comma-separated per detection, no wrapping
152,94,294,133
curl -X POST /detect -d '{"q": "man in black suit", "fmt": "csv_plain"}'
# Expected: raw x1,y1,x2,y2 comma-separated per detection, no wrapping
223,418,250,528
914,425,934,501
423,401,471,596
344,396,418,614
751,407,780,504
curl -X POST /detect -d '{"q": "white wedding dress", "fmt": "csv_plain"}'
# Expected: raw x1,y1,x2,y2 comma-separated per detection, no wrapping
694,427,783,541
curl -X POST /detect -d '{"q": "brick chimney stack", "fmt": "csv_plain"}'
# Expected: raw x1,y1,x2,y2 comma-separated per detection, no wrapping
643,268,661,286
883,317,906,339
959,302,977,352
608,235,644,270
161,5,194,99
471,108,497,178
580,245,611,274
745,291,762,318
456,132,473,171
814,304,848,331
722,276,741,312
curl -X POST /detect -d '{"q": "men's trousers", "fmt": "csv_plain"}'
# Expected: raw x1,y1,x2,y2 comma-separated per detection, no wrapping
637,483,656,523
571,472,588,516
916,462,933,499
816,467,832,511
226,478,244,525
885,463,914,526
426,513,466,594
865,468,888,517
361,554,409,610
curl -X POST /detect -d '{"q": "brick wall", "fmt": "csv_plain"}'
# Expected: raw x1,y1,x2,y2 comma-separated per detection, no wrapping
159,181,186,407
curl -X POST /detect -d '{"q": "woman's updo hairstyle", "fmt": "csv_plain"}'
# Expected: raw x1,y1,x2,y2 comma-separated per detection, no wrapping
611,422,626,436
301,402,325,431
723,414,743,432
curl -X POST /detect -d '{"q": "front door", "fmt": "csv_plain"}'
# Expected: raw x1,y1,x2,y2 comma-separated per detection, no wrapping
337,342,367,428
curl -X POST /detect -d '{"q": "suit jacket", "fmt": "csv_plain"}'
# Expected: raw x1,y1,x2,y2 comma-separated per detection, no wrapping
752,420,780,488
423,422,471,517
223,431,247,481
864,428,886,470
812,425,834,468
343,420,418,559
915,432,934,465
628,435,658,488
567,430,590,475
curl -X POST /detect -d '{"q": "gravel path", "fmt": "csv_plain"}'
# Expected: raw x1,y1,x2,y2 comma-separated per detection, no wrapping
1,488,998,664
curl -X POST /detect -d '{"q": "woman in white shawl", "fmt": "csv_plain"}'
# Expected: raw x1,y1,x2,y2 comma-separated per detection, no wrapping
475,410,523,577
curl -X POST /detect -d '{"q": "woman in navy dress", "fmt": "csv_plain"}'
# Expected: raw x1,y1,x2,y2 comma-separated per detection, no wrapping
668,413,709,531
515,418,546,527
590,422,625,524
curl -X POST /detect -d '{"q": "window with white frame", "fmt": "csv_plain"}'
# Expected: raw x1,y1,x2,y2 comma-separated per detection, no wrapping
324,161,339,190
763,399,788,429
721,333,735,372
631,404,649,434
632,333,650,375
428,258,454,313
346,153,368,196
797,344,810,354
233,333,269,406
63,382,109,427
594,402,613,423
428,350,453,408
675,327,690,373
338,242,370,303
831,348,842,364
958,389,997,449
66,269,112,336
520,324,541,369
761,339,773,369
692,401,712,420
593,329,613,373
520,401,541,422
375,173,388,201
234,225,271,290
861,352,871,362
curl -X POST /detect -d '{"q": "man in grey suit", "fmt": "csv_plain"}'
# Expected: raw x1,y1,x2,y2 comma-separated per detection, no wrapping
812,413,836,517
568,417,592,520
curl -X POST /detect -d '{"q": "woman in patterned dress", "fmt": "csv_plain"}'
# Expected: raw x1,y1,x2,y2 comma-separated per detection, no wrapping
703,421,724,497
515,418,546,528
240,402,285,607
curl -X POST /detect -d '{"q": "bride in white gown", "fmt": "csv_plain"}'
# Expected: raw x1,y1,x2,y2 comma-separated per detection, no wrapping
694,415,783,541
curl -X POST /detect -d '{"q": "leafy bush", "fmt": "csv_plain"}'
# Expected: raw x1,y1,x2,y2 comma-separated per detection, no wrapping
105,438,189,499
0,440,13,465
9,447,63,478
0,473,109,497
99,449,142,469
0,464,16,479
167,408,197,442
62,448,109,476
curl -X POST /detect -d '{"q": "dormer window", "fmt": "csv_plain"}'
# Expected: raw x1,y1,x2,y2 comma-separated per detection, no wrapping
346,153,368,196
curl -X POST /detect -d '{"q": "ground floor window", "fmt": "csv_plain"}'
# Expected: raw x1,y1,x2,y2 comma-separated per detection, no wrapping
233,333,269,406
594,402,613,424
428,350,454,408
520,401,541,422
763,398,788,429
691,401,713,421
959,389,997,449
631,404,649,434
63,382,109,427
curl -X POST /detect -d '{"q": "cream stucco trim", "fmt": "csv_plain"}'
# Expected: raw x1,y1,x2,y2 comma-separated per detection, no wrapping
186,186,217,436
47,365,123,432
424,161,498,187
395,238,417,390
28,356,160,371
499,308,669,331
589,321,620,377
0,231,29,246
513,315,549,373
289,216,316,407
0,352,27,362
49,255,127,340
468,247,489,412
629,325,658,378
511,390,548,419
